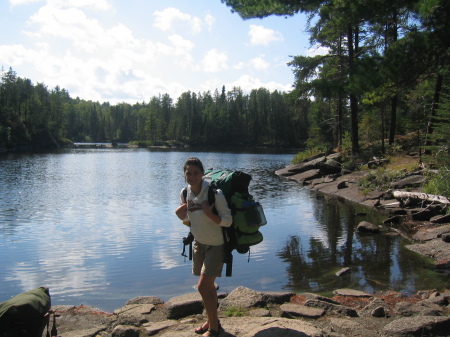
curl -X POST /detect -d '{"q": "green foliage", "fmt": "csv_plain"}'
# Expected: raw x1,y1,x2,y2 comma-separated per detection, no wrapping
224,306,245,317
358,168,407,192
0,70,302,149
423,169,450,198
292,147,326,164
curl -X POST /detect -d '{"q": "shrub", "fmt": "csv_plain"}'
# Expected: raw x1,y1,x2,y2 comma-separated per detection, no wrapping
423,168,450,198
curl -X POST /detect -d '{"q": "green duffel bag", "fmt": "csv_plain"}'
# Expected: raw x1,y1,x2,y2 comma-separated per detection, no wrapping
0,287,51,337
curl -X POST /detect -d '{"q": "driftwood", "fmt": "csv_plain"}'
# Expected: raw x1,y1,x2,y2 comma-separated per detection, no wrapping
393,190,450,205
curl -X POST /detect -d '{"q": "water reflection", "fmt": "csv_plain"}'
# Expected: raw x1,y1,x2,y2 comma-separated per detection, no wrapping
277,192,448,296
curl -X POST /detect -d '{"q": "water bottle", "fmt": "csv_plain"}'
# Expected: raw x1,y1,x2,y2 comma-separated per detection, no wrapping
243,201,267,227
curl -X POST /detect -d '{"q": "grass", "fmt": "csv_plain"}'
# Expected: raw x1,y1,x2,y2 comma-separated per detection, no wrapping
224,306,245,317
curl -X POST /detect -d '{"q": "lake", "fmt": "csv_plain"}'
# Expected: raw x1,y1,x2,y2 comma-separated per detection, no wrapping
0,148,448,312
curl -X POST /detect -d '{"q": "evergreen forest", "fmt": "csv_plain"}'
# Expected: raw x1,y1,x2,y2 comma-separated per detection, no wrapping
1,0,449,160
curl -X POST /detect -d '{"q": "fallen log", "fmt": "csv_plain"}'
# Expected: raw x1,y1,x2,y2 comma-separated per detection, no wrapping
393,191,450,205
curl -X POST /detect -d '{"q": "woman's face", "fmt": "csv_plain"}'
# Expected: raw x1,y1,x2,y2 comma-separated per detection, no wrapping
184,164,203,188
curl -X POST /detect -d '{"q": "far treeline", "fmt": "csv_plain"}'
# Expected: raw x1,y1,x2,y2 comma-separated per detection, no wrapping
1,0,449,161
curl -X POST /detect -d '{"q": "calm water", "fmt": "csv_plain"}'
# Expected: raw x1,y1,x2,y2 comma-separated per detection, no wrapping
0,148,448,312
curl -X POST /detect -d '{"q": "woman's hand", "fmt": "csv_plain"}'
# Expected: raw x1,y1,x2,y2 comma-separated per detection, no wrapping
202,201,221,224
202,200,214,215
175,203,188,220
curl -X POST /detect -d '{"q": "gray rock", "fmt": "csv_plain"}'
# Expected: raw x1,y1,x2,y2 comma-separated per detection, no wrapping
393,300,443,317
218,286,265,311
262,291,295,304
222,316,325,337
125,296,163,305
407,239,450,263
359,298,389,318
142,320,178,335
304,299,358,317
431,213,450,223
249,308,271,317
162,292,203,319
280,303,324,319
114,304,155,315
383,316,450,336
111,325,140,337
390,175,427,188
357,221,380,233
301,293,342,305
371,306,386,317
288,169,322,185
412,224,450,241
333,289,373,298
329,317,364,332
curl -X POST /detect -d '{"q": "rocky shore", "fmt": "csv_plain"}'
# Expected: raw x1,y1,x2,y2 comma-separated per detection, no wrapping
50,152,450,337
51,285,450,337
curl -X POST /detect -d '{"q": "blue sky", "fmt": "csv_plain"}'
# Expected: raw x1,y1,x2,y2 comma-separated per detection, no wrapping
1,0,323,104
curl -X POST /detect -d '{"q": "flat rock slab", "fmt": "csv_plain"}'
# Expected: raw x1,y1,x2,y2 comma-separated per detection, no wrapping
224,317,325,337
280,303,324,318
383,315,450,336
412,224,450,241
114,303,155,315
407,239,450,262
333,289,373,297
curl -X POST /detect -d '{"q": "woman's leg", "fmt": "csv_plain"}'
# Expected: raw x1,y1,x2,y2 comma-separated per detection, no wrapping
197,274,219,335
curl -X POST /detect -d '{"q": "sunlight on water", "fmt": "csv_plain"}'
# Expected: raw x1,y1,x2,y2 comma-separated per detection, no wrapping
1,149,449,311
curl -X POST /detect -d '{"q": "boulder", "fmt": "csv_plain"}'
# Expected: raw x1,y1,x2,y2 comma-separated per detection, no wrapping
383,316,450,336
162,292,203,319
303,299,358,317
357,221,381,233
218,286,265,311
390,175,427,188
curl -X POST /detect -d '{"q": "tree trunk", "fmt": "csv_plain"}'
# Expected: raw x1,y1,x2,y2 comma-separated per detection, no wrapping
393,190,450,205
347,24,359,154
424,73,444,154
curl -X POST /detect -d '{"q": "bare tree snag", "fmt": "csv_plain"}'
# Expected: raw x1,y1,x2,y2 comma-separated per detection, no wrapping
393,190,450,205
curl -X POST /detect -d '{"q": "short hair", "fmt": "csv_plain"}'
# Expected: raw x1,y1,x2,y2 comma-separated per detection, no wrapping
183,157,204,173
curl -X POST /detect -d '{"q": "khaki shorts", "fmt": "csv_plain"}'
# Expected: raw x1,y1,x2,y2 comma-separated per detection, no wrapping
192,240,225,277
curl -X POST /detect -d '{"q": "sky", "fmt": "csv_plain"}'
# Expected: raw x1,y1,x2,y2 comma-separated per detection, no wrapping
0,0,322,105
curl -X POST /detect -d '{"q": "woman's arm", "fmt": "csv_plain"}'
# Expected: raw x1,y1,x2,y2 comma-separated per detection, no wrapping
203,190,232,227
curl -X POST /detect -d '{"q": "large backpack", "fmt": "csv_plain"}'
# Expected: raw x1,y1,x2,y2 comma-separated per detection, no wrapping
0,287,58,337
181,169,267,276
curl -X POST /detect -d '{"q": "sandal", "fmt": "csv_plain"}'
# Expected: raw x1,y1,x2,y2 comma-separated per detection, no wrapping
195,322,209,334
203,328,221,337
200,321,222,336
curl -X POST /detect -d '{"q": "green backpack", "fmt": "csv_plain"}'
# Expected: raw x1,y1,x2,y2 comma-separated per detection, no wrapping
181,170,267,276
0,287,57,337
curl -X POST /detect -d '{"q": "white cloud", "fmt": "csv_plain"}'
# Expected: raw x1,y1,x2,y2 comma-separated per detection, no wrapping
205,13,215,31
231,74,291,93
249,24,283,46
306,43,329,57
153,7,202,33
167,34,195,68
202,49,228,73
250,56,269,70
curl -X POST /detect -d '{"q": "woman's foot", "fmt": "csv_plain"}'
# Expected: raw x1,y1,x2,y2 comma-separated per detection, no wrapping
201,321,222,337
195,321,209,334
202,328,221,337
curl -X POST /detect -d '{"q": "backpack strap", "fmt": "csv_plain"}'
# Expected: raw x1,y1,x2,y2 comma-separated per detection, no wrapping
208,187,233,277
181,187,192,260
182,187,187,203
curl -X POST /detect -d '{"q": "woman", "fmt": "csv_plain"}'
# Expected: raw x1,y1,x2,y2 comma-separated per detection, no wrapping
175,157,232,337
